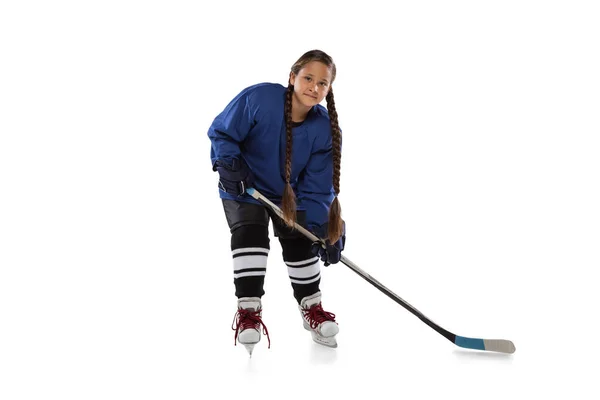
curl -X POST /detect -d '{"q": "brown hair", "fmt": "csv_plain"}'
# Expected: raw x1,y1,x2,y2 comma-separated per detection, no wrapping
282,49,343,243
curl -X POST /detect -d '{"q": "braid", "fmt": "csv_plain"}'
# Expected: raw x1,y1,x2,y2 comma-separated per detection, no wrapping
282,84,297,226
326,89,343,243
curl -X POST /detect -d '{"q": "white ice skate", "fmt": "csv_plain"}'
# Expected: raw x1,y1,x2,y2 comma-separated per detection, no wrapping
231,297,270,356
299,291,339,348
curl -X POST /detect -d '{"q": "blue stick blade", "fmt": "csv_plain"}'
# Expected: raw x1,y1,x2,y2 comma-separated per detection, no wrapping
455,336,486,351
455,336,516,353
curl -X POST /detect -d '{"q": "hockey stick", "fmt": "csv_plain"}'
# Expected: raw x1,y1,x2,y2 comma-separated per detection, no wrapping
246,188,516,354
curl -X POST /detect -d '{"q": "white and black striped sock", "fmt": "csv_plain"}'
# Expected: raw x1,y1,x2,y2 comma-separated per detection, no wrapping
286,256,321,285
232,247,269,279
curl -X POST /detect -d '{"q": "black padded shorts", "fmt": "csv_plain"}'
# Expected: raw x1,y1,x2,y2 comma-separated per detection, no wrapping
221,199,307,239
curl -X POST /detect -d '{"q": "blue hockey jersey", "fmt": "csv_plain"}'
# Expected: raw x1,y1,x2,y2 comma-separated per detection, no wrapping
208,82,337,230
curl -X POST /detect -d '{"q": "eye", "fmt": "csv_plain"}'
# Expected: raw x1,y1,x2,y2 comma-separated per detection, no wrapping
320,82,327,86
305,76,312,81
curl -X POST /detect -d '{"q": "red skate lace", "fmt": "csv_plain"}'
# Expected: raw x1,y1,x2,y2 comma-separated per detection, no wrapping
231,308,271,348
301,303,336,330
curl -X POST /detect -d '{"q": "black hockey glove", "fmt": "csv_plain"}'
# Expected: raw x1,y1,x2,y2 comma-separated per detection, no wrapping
214,158,255,196
310,222,346,266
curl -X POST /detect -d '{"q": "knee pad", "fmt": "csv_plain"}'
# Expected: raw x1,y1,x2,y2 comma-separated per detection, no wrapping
231,224,270,250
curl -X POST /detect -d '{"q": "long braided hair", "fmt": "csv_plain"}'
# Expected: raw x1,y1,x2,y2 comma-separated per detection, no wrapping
282,50,343,243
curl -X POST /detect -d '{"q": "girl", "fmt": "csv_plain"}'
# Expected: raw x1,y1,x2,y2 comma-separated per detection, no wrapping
208,49,346,355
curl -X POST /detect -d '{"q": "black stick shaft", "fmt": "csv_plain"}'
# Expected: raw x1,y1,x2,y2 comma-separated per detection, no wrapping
338,255,456,343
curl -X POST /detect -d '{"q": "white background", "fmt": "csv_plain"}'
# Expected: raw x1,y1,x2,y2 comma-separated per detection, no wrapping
1,1,599,398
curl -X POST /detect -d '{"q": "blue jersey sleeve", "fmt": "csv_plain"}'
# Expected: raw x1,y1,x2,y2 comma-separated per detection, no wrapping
208,88,257,169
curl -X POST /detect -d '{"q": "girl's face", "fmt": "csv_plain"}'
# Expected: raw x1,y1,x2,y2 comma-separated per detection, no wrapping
289,61,333,108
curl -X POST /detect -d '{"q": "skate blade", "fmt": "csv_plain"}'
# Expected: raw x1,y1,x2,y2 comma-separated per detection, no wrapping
310,331,338,348
304,322,339,339
242,343,256,357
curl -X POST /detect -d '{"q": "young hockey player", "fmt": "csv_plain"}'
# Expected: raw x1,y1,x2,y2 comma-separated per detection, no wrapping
208,49,346,355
